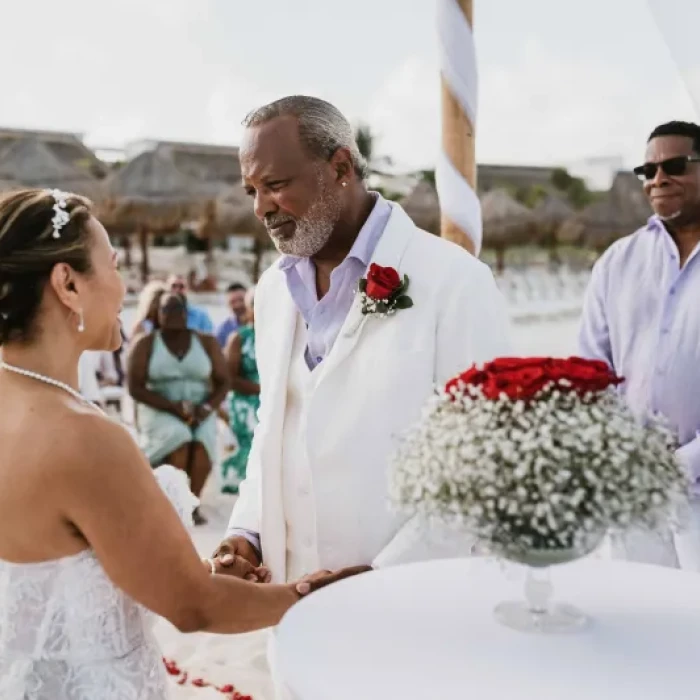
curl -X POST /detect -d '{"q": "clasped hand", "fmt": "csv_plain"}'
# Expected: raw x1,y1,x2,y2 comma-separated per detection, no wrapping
210,535,371,595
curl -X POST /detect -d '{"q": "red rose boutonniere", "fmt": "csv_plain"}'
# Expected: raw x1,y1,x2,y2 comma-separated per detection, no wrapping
358,263,413,316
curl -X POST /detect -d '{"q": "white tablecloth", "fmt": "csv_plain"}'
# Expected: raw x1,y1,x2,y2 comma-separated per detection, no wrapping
275,558,700,700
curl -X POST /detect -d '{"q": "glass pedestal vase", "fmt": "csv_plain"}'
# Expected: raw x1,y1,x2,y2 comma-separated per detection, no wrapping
493,535,603,634
494,566,588,633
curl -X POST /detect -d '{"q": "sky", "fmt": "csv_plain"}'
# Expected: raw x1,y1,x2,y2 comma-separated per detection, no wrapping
1,0,698,185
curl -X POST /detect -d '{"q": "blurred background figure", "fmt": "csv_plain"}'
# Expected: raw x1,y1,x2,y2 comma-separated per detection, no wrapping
127,292,229,524
221,286,259,494
78,351,105,408
167,274,215,335
215,282,248,348
130,280,167,338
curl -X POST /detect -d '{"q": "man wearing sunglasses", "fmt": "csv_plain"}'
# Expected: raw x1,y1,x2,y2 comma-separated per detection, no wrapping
579,120,700,570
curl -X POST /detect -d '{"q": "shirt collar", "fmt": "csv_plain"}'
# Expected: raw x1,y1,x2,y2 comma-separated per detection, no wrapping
278,192,390,271
647,214,682,259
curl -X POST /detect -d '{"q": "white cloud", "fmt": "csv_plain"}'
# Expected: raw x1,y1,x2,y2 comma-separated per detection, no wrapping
477,38,695,168
85,117,148,150
367,57,441,171
365,37,697,177
206,77,280,145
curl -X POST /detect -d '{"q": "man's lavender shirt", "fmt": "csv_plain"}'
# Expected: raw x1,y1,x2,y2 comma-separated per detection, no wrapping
279,193,392,369
578,216,700,495
226,194,392,549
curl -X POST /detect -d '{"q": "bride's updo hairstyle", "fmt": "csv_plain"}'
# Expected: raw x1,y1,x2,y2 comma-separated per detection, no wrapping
0,188,93,346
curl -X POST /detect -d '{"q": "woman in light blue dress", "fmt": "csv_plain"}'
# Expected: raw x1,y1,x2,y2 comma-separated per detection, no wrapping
127,293,229,524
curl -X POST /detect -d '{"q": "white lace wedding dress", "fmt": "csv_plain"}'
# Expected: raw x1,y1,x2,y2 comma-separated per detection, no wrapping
0,465,198,700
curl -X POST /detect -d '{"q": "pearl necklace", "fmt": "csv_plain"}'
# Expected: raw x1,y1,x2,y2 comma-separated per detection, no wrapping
0,361,105,414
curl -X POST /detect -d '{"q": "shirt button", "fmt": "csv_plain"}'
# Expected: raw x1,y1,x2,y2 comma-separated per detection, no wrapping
661,328,669,335
316,356,323,363
299,484,310,496
669,287,676,295
304,536,314,548
656,367,665,375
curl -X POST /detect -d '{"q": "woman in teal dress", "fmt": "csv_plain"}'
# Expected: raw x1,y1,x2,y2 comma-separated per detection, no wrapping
222,287,259,494
127,293,229,524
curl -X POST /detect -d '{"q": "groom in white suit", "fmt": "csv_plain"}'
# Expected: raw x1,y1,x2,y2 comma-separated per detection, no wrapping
214,95,511,584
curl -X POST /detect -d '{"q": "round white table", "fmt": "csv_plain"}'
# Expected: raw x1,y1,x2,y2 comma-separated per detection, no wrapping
274,558,700,700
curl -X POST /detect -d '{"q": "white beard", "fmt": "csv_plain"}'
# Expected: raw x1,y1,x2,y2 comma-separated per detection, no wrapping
268,180,342,258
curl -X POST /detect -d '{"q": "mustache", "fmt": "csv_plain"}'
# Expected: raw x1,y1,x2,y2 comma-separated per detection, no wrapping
265,214,296,230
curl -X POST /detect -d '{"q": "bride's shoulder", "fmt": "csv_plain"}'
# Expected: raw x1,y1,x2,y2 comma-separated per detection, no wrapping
53,405,141,472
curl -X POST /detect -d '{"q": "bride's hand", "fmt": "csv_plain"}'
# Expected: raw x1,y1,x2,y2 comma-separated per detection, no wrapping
293,565,372,596
202,555,263,581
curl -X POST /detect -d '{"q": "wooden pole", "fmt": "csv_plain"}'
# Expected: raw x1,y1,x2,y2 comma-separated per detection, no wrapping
138,227,149,284
440,0,477,255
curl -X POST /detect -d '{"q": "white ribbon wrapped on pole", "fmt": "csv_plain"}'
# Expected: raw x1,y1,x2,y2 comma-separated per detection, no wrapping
436,0,482,255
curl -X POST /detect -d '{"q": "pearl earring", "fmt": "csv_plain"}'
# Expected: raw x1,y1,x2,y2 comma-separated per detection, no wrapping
77,310,85,333
341,182,348,188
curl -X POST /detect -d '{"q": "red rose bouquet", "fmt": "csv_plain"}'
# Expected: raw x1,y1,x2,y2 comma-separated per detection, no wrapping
390,356,687,556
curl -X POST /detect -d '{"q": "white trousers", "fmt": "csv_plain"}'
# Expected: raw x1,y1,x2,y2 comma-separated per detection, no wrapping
607,499,700,571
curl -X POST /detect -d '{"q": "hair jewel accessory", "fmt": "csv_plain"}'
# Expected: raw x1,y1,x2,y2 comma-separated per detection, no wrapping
48,189,70,239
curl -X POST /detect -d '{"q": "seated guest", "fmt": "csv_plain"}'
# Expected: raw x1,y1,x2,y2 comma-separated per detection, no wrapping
128,293,229,525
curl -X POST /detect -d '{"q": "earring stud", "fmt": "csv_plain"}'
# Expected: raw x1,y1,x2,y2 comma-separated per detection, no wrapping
77,310,85,333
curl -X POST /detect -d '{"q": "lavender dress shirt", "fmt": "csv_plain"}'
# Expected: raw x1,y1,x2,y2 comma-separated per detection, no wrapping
578,216,700,495
228,194,393,553
278,193,392,369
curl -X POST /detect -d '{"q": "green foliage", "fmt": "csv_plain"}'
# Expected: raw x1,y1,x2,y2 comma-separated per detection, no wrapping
373,185,403,202
355,123,374,162
550,167,574,191
513,184,548,208
419,169,436,187
550,167,593,210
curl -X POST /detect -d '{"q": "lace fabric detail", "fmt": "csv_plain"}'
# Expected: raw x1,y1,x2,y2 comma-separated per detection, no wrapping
0,465,197,699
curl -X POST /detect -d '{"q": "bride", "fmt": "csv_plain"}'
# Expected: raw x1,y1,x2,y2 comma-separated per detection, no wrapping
0,188,367,699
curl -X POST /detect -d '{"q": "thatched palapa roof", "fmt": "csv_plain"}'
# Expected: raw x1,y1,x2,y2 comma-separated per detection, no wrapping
194,182,266,242
534,195,574,233
99,150,219,232
557,171,651,250
0,138,102,198
127,139,242,185
0,127,107,179
480,188,537,248
0,179,19,194
400,180,440,234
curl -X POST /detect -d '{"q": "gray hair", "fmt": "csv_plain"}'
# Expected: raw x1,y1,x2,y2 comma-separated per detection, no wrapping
242,96,369,180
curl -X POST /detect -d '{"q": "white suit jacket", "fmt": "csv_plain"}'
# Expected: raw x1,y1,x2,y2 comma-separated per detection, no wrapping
227,204,512,582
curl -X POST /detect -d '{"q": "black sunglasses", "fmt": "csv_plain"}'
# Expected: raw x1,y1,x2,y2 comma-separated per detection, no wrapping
633,155,700,181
